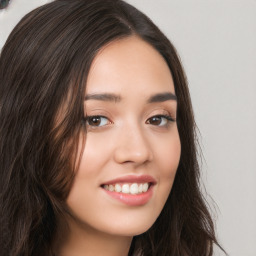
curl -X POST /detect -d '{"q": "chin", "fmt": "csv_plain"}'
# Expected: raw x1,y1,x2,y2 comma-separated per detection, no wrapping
67,206,159,238
95,211,159,237
108,223,152,237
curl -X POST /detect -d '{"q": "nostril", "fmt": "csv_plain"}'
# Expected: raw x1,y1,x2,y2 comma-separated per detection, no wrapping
0,0,11,10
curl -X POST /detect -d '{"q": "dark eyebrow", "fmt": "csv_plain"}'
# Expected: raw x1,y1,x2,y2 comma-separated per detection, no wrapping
147,92,177,103
84,93,121,102
84,92,177,103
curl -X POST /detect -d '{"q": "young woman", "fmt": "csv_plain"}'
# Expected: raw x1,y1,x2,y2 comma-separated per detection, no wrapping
0,0,224,255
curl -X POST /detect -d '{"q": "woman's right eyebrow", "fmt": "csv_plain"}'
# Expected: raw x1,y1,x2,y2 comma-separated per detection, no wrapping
84,93,121,103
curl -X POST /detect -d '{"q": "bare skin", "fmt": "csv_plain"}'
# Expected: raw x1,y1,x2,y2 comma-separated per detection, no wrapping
54,215,131,256
55,36,181,256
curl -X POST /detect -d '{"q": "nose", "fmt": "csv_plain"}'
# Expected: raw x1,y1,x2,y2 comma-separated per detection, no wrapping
113,124,153,166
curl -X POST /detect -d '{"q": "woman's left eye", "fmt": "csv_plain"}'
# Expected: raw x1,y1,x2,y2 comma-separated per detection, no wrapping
85,116,110,127
146,115,174,126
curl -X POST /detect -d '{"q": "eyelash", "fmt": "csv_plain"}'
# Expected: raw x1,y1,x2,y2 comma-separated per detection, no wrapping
84,114,175,128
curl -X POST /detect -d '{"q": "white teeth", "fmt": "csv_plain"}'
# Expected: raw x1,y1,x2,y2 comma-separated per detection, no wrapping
142,183,149,192
130,183,139,194
122,184,130,194
103,183,150,194
115,184,122,192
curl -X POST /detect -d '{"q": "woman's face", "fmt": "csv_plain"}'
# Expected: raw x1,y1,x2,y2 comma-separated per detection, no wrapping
66,36,181,237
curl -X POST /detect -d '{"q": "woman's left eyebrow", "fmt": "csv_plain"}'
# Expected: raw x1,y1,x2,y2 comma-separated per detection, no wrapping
84,92,177,103
147,92,177,103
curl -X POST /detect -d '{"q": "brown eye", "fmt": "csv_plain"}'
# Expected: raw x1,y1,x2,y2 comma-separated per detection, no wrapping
86,116,109,127
146,115,174,126
148,116,162,126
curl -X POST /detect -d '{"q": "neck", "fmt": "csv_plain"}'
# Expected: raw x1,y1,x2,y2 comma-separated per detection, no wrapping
53,215,133,256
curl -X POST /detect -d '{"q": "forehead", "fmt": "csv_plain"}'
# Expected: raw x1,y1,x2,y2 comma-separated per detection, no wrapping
86,36,175,96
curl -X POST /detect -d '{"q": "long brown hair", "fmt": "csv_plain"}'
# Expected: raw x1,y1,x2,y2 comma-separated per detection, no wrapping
0,0,224,255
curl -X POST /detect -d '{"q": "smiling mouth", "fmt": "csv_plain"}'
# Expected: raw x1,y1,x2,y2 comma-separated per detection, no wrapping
100,175,156,205
101,182,152,195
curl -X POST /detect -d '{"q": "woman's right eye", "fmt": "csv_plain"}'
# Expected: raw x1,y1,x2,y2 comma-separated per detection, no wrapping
85,116,110,127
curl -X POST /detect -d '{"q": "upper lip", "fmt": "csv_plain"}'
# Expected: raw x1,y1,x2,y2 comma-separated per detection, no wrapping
101,174,157,185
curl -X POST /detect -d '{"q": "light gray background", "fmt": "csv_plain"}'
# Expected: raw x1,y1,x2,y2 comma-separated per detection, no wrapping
1,1,255,255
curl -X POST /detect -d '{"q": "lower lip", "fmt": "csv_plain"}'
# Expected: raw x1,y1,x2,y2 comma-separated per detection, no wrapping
102,186,154,206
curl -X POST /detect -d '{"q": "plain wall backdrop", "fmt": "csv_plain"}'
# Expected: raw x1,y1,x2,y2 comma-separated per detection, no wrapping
1,1,256,255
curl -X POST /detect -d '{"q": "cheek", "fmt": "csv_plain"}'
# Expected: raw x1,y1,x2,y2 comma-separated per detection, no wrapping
66,134,107,208
153,127,181,176
75,133,111,178
152,128,181,202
